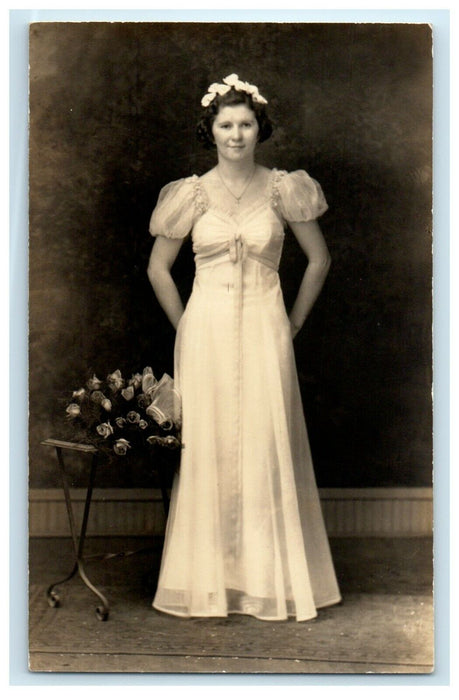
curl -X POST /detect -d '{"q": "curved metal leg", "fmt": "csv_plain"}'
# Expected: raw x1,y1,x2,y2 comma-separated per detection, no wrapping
42,439,175,621
46,562,78,608
77,562,110,620
46,445,110,620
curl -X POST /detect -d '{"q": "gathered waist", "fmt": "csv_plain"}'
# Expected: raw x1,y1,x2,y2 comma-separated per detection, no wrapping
194,238,279,273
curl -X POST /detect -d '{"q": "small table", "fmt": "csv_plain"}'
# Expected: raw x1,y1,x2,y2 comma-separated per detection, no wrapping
40,438,170,621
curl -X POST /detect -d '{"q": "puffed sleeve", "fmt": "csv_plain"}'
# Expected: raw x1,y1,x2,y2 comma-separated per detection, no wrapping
275,169,328,222
149,176,206,239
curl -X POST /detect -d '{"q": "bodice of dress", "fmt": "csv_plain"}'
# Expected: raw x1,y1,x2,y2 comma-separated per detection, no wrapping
149,169,328,262
191,194,285,275
150,168,328,305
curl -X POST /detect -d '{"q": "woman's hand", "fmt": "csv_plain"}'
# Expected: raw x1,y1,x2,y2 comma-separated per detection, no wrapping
288,219,331,335
289,319,301,340
147,236,185,329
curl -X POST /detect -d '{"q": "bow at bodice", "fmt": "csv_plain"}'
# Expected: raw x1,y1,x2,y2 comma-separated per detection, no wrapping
192,207,284,275
194,231,280,272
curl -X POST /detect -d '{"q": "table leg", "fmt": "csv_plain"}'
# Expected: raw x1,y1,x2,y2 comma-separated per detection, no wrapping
46,447,110,621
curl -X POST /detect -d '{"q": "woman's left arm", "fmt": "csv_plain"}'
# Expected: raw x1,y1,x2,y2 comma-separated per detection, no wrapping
288,219,332,339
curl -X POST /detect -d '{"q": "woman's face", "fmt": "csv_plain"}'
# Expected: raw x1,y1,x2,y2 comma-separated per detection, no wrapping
211,104,259,163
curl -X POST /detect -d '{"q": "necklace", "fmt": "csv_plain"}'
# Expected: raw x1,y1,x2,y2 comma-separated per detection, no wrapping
216,166,256,204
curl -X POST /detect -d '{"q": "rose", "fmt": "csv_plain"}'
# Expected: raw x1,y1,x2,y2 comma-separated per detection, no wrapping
163,435,181,449
113,438,131,456
208,82,232,96
90,391,112,411
243,81,255,94
244,82,268,104
201,93,213,108
222,74,267,104
201,83,232,108
222,73,244,89
147,435,162,446
96,422,114,439
201,75,267,109
67,367,181,455
126,411,141,424
72,388,86,401
147,435,181,449
201,82,231,107
121,385,135,401
66,403,81,418
252,92,267,105
128,373,143,390
87,375,102,391
107,370,125,392
158,418,173,431
137,393,152,409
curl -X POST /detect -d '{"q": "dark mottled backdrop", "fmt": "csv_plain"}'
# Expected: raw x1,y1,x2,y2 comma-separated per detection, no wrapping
29,22,432,488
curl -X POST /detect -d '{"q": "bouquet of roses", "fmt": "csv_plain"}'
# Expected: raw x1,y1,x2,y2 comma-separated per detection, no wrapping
64,367,181,456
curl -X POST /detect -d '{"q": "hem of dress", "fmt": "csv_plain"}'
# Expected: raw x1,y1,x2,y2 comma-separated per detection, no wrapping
315,595,342,609
226,609,318,622
152,600,339,622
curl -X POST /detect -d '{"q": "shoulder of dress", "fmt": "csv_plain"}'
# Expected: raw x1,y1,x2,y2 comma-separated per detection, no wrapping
163,174,199,188
187,174,208,215
166,175,208,215
271,168,288,181
184,174,200,184
269,168,288,208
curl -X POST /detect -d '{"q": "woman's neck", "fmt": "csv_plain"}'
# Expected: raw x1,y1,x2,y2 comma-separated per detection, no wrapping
215,158,257,181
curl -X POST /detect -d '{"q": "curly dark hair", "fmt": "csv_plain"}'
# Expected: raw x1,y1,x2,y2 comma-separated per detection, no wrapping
196,87,273,149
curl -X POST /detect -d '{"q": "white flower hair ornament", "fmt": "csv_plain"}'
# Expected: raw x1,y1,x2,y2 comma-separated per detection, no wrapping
201,73,268,108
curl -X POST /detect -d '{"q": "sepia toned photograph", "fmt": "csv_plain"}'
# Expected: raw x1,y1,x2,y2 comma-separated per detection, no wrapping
28,21,434,674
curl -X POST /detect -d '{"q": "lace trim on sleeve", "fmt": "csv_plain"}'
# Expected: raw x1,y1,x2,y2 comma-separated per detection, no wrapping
270,169,288,211
190,175,208,217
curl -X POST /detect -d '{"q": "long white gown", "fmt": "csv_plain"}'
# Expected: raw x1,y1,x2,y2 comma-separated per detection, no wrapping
149,168,341,621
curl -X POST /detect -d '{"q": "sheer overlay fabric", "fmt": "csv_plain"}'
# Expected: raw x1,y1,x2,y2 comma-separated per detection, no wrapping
149,169,341,620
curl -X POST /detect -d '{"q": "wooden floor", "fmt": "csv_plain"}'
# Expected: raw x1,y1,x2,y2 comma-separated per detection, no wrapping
28,536,434,675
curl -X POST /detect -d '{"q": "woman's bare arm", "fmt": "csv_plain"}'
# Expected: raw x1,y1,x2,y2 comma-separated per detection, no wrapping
287,219,332,338
147,236,185,330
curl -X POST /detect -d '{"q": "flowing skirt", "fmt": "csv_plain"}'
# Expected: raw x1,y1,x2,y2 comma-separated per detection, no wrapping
153,258,341,620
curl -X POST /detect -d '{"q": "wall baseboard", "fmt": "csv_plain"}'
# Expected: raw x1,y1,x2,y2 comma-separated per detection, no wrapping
29,487,433,538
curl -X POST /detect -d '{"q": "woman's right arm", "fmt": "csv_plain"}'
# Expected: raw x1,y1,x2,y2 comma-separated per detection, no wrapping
147,236,185,330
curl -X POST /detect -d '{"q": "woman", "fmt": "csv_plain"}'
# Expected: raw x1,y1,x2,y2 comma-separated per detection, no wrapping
147,74,341,621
